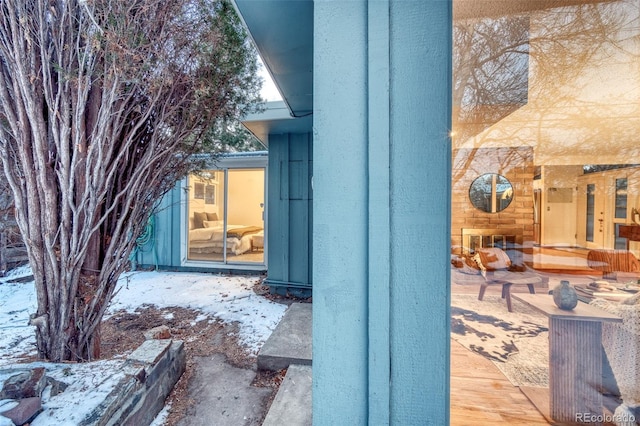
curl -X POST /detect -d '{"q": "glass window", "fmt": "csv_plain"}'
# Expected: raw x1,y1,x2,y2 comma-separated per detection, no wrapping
186,168,264,265
469,173,514,213
451,1,640,424
615,178,628,219
586,183,596,242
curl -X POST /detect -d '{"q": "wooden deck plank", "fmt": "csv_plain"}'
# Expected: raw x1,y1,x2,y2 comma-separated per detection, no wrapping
450,250,621,425
451,340,550,425
521,386,553,423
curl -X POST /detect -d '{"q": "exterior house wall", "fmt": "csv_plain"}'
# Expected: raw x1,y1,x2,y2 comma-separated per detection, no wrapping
313,1,451,424
133,154,268,273
451,146,536,254
134,185,182,269
265,132,313,294
132,144,312,282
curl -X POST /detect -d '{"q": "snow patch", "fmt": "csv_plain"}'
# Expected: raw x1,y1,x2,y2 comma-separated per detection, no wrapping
0,269,288,425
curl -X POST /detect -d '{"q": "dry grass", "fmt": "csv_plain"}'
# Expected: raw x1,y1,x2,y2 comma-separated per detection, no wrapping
100,304,284,425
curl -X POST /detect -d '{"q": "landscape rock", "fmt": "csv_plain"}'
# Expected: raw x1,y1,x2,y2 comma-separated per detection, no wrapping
78,340,185,426
144,325,171,340
46,377,69,397
0,397,42,425
0,368,46,400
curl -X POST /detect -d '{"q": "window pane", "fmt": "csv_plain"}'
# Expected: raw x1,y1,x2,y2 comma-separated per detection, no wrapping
187,170,225,262
226,169,265,264
451,1,640,424
586,183,595,242
615,178,627,219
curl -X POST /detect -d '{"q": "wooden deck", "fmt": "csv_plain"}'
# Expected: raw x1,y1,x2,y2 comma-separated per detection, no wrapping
450,281,550,425
451,339,550,425
449,246,627,424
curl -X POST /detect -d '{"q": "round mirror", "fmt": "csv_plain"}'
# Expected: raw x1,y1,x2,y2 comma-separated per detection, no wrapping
469,173,513,213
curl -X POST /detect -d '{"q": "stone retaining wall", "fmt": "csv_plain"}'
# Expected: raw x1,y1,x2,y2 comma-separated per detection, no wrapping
79,339,185,426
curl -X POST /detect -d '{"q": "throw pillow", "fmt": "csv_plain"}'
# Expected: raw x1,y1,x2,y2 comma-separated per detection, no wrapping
451,254,481,275
476,248,511,271
193,211,207,229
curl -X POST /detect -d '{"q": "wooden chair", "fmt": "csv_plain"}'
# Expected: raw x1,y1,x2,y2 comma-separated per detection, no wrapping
475,247,541,312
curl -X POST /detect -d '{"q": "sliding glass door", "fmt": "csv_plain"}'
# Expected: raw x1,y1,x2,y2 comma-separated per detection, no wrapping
225,169,265,264
185,166,265,266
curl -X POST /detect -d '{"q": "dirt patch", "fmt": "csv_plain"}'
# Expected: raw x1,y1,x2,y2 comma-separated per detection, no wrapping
100,305,281,425
253,283,312,306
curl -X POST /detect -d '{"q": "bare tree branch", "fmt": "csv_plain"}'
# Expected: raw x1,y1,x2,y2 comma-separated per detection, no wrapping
0,0,262,361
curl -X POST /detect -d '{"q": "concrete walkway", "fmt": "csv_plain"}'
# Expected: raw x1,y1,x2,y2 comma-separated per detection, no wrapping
262,364,312,426
175,302,312,426
258,302,312,426
258,303,312,371
176,353,271,426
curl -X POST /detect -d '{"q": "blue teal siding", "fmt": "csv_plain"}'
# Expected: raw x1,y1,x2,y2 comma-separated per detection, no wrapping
313,1,451,425
133,153,269,274
388,2,451,424
134,185,182,269
266,132,313,294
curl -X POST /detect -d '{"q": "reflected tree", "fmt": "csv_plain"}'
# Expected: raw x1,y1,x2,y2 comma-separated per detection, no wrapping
451,0,638,251
452,0,636,185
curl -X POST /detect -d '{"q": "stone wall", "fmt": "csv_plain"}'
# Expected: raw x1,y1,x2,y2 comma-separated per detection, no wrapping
452,146,536,254
0,339,185,426
79,339,185,426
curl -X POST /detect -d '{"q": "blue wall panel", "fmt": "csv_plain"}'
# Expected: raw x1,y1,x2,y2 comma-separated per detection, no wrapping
388,2,451,423
313,0,451,424
134,185,181,269
268,134,290,284
266,132,313,292
314,0,369,423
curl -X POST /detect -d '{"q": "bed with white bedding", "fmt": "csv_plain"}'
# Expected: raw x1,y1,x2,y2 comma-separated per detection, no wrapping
189,223,263,256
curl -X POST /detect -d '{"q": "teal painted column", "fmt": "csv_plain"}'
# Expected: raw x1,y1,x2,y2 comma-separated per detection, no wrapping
367,1,391,423
388,2,451,424
313,1,451,424
267,134,291,287
314,0,369,423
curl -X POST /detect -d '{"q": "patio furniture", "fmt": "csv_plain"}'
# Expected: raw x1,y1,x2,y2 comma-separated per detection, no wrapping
474,247,542,312
512,293,623,425
587,249,640,281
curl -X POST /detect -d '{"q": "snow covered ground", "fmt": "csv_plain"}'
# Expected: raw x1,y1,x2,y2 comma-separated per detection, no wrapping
0,267,287,425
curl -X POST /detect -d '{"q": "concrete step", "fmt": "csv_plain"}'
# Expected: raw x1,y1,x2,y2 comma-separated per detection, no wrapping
258,302,312,371
261,364,312,426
